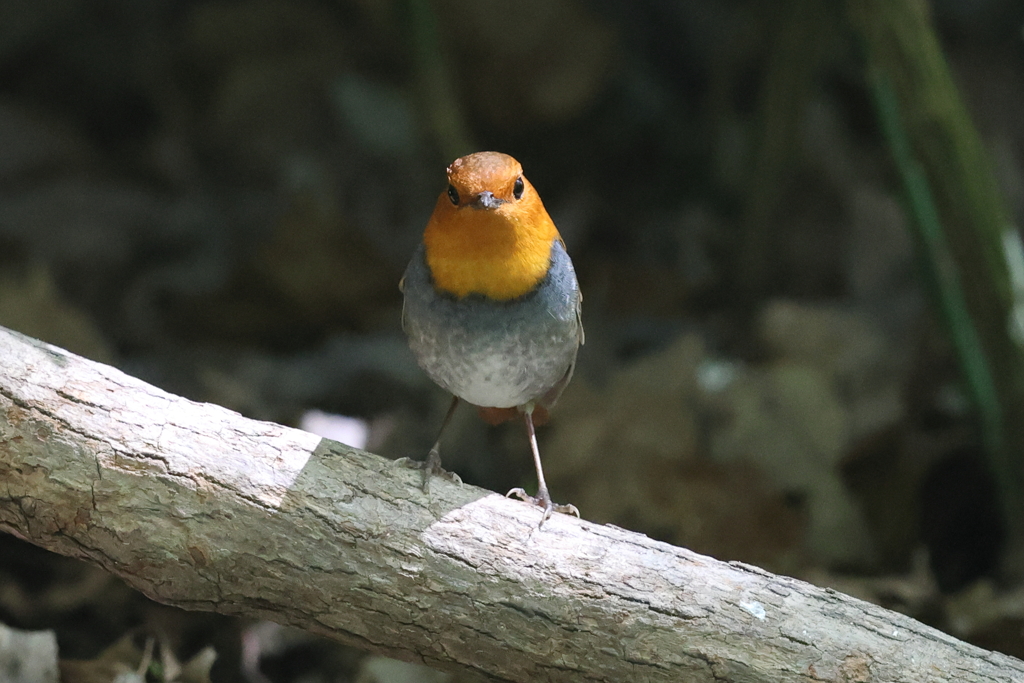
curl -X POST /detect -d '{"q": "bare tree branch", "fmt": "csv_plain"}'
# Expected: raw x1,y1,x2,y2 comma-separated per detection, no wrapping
0,325,1019,682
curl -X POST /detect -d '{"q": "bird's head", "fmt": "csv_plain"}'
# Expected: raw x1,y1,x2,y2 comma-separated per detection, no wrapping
423,152,561,300
444,151,528,212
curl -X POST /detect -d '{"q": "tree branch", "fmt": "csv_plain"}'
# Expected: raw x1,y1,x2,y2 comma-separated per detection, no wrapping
0,325,1019,682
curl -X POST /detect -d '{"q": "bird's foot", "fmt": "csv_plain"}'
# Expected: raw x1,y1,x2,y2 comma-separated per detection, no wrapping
506,486,579,527
395,446,461,493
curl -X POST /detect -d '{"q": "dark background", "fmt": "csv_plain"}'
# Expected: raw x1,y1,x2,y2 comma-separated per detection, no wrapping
1,0,1024,681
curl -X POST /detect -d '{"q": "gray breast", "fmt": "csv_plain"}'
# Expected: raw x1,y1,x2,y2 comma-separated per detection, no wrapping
402,241,581,409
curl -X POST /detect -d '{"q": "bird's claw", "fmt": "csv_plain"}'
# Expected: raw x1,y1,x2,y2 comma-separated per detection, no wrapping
395,448,461,493
506,487,579,527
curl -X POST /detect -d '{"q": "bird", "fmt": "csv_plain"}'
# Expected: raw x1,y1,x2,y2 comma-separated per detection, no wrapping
399,151,583,526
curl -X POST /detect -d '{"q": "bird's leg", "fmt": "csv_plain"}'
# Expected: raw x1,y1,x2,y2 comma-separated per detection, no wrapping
398,395,462,492
507,405,580,527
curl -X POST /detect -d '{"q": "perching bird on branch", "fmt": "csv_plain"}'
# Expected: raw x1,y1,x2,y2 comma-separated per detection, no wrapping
400,151,583,526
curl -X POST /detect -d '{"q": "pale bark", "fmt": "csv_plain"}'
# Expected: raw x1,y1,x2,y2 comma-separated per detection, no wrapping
0,325,1020,682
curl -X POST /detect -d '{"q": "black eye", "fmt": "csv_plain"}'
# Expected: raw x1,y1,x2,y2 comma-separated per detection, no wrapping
447,184,459,205
513,177,524,200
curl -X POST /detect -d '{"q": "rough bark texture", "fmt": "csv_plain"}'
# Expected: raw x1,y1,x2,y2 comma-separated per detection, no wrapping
0,325,1021,682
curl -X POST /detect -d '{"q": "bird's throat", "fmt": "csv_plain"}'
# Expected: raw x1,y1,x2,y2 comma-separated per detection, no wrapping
423,208,558,301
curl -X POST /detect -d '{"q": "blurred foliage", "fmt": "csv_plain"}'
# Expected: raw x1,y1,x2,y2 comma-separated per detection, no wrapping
849,0,1024,554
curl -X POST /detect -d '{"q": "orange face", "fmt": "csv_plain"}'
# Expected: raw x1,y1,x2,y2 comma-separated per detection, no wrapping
423,152,561,301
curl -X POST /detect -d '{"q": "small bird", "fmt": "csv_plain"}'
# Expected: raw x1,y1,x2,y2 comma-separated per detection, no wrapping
400,151,583,525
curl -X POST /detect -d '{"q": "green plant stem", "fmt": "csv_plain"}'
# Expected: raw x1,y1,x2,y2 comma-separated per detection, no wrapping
848,0,1024,551
406,0,474,161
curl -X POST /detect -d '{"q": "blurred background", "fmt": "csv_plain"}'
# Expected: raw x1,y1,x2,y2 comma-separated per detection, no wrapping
2,0,1024,681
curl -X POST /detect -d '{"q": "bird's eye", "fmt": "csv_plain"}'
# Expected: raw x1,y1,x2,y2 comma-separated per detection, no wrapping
513,177,524,200
447,184,459,205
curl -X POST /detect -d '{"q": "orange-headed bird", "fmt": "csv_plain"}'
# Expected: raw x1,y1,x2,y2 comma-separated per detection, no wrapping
401,151,583,526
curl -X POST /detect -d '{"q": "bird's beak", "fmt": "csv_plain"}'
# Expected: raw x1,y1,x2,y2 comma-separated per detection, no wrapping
472,191,504,210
